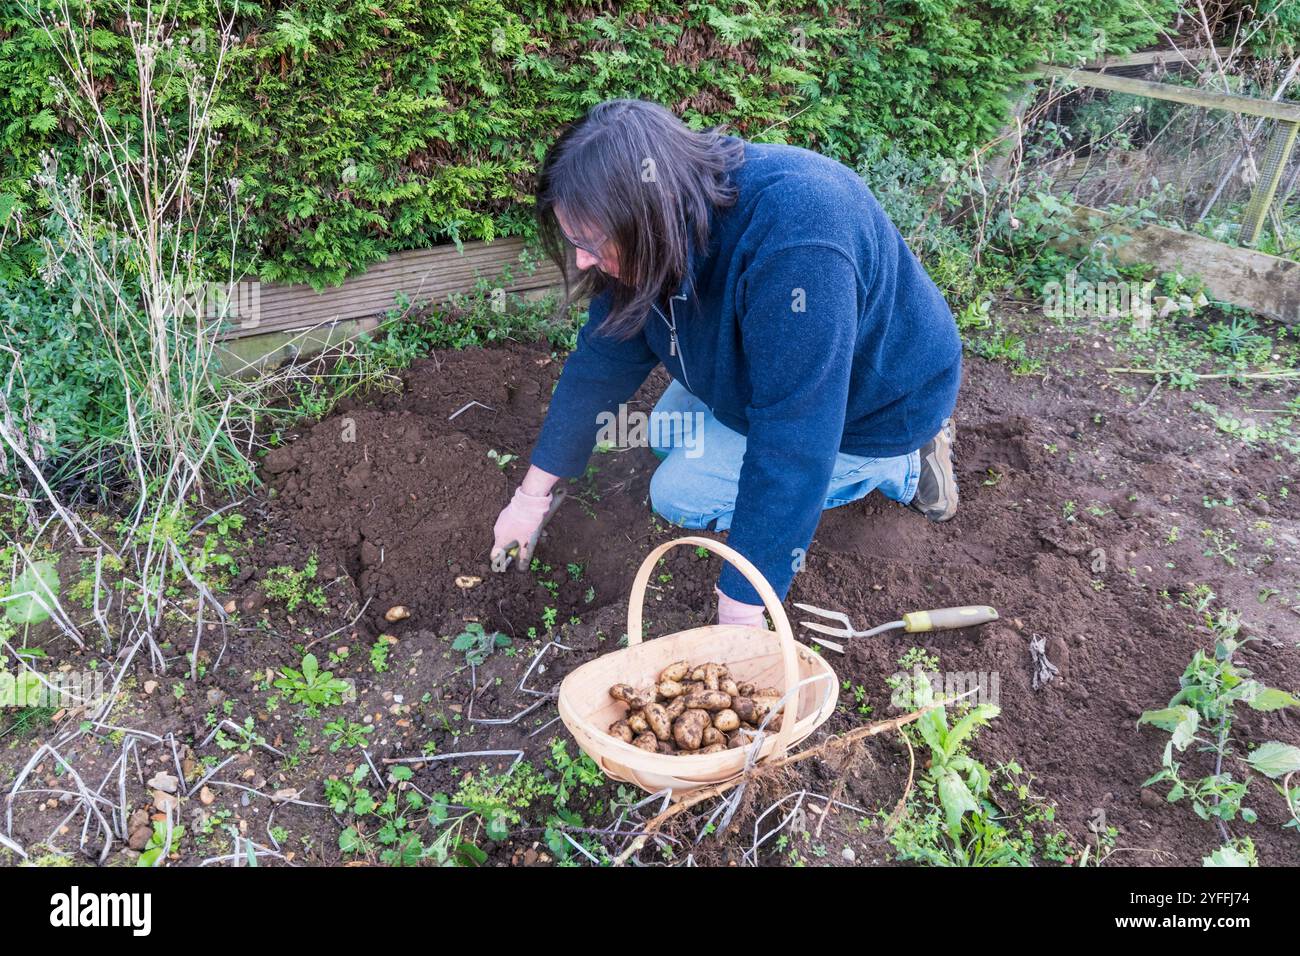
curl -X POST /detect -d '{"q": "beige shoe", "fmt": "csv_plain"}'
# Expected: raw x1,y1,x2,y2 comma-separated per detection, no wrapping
909,418,957,522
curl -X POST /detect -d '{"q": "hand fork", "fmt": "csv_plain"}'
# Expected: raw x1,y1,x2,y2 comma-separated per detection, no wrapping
792,602,999,654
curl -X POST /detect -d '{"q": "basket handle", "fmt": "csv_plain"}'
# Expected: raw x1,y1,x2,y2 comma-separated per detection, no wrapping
626,535,800,755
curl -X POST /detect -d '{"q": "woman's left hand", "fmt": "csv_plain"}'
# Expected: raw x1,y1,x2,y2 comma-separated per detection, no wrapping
715,585,766,627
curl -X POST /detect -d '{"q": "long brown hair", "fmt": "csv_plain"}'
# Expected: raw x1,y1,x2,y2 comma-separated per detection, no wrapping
535,99,745,341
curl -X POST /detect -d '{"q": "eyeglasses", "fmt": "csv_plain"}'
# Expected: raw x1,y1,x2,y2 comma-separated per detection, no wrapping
557,222,609,259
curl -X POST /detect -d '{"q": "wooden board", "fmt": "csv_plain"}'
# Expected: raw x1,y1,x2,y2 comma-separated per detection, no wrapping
1082,46,1234,71
219,237,566,341
1037,65,1300,123
1062,205,1300,324
216,285,558,377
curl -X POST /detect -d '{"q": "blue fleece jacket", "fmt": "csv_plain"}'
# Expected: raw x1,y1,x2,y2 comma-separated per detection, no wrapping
529,136,962,607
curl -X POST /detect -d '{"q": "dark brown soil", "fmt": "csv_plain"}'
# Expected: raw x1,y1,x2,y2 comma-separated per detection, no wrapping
232,318,1300,866
3,320,1297,867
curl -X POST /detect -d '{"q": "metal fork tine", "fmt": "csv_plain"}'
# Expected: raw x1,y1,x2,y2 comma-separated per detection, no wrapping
797,620,853,638
792,603,853,629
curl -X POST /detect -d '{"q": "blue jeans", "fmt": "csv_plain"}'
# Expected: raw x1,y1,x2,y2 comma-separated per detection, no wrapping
647,380,920,531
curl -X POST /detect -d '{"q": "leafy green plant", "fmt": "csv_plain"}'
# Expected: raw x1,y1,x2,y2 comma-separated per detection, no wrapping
273,654,351,712
136,820,184,867
370,638,391,673
214,716,266,753
884,651,1037,866
329,759,560,866
329,765,429,866
1203,837,1258,867
486,449,517,470
261,555,326,613
451,622,511,666
2,560,59,625
1138,610,1300,829
324,718,375,753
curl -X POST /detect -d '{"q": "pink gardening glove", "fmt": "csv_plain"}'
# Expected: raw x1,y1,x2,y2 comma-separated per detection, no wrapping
491,486,553,569
715,585,766,628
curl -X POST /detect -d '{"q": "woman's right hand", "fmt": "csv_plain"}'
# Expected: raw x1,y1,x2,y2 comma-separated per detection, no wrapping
491,467,560,570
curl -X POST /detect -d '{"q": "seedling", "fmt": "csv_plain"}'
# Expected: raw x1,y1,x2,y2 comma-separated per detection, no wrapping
273,653,351,712
451,623,511,666
324,719,375,752
1139,608,1300,830
261,555,326,612
487,449,517,470
137,820,184,867
370,638,391,673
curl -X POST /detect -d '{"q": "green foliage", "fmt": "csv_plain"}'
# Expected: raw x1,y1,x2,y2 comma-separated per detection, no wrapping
369,638,391,674
1203,837,1258,867
328,760,559,865
3,0,1189,289
136,820,185,867
273,653,350,711
884,649,1039,866
450,621,511,666
2,559,59,625
1139,606,1300,827
323,718,375,752
260,554,326,612
546,738,605,808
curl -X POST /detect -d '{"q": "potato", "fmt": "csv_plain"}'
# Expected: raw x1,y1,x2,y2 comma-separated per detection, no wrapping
683,689,732,712
644,702,672,741
702,663,723,691
673,709,710,750
713,709,740,732
611,661,775,756
628,686,658,709
657,680,685,699
659,661,690,683
731,697,768,724
753,694,783,724
692,662,729,682
609,683,637,703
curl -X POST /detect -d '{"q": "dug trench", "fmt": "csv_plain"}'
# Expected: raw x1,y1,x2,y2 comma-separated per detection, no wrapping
200,323,1297,866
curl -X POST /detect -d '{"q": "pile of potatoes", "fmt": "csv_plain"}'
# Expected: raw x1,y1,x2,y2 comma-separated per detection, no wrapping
607,660,785,755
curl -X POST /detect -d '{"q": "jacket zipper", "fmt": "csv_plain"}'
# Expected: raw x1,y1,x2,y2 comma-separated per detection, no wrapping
653,293,692,392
